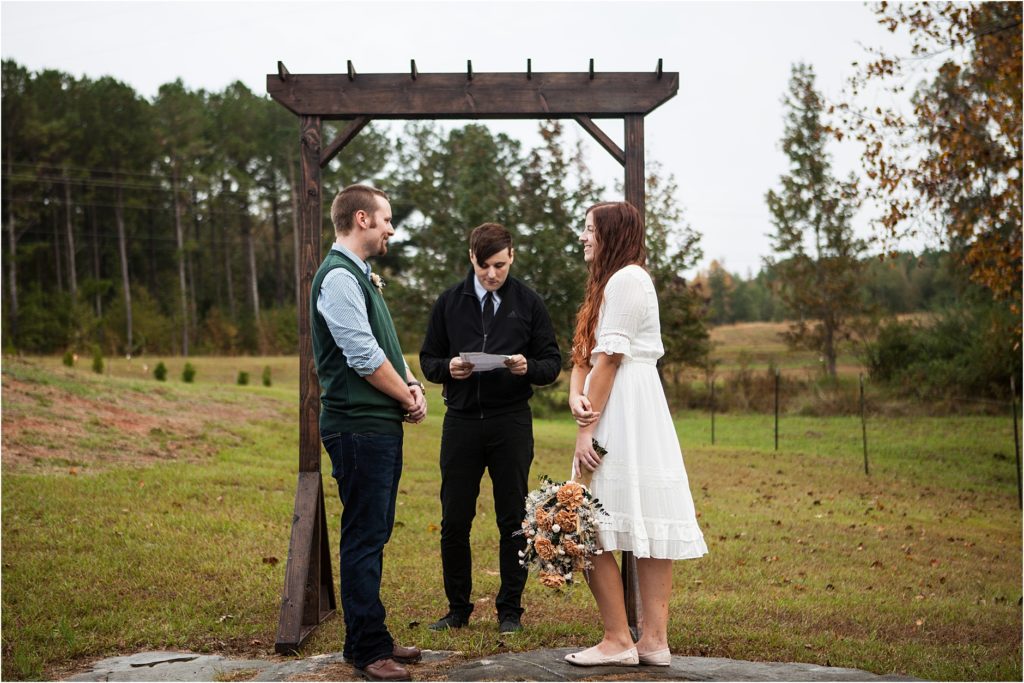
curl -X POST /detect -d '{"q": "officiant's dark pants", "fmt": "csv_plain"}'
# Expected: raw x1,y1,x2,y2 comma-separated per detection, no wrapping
439,409,533,621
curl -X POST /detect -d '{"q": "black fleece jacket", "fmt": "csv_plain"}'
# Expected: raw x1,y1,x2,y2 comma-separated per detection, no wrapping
419,271,561,418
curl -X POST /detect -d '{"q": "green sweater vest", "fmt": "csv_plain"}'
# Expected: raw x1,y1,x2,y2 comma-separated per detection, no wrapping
311,249,407,436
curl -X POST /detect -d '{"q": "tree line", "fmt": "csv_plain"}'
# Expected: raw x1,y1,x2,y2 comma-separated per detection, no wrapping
0,59,703,367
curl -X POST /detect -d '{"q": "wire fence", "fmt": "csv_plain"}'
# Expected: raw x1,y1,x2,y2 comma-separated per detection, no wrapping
696,371,1023,507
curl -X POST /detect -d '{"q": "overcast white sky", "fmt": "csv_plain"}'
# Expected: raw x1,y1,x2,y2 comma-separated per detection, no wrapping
1,0,918,277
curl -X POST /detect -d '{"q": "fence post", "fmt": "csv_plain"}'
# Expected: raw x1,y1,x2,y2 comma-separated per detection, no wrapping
860,373,869,476
710,379,716,446
774,368,780,451
1012,376,1021,509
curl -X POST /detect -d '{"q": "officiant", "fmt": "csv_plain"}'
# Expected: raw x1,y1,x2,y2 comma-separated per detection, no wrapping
419,222,561,635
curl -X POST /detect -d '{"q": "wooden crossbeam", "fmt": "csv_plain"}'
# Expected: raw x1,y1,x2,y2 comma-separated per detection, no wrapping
320,116,372,168
574,115,625,166
266,71,678,120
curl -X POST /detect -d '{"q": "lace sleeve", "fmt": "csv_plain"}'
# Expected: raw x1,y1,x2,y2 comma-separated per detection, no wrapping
592,269,647,359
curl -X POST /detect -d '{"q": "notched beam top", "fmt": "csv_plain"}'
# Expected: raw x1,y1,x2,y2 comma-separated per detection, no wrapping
266,69,679,119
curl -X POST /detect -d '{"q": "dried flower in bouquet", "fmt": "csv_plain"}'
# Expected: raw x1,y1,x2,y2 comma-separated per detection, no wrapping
516,441,609,589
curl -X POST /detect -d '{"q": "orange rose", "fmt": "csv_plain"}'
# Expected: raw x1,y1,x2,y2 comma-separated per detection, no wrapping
554,509,578,533
534,535,557,561
562,538,585,557
539,572,566,588
557,482,586,510
536,507,553,531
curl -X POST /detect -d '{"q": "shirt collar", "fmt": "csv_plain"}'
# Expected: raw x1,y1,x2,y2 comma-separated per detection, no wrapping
332,243,371,277
473,276,500,304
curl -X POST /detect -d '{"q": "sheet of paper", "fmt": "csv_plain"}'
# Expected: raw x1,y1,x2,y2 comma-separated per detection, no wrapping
460,352,510,372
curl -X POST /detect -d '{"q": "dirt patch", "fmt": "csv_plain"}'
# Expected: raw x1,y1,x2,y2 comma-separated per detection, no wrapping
2,360,287,474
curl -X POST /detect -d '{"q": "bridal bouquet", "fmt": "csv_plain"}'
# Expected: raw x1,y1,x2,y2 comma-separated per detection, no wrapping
516,441,608,589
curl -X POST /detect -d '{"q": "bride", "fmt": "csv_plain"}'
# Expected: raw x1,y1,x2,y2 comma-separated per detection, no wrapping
565,201,708,667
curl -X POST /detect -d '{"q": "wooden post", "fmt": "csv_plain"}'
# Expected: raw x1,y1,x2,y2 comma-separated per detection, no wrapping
860,374,869,476
624,115,645,218
1012,376,1021,509
275,115,337,654
710,379,716,446
621,112,646,641
774,368,780,451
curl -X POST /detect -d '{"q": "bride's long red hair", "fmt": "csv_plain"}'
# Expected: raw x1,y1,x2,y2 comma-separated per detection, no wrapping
571,202,647,367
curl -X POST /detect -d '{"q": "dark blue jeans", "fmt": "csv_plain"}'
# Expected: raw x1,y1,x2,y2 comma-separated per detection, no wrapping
322,430,403,669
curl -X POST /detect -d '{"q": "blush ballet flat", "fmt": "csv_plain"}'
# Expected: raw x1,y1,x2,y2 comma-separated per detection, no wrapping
564,645,639,667
638,648,672,666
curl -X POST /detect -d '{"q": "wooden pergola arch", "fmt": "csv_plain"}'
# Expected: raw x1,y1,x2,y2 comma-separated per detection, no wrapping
267,58,679,654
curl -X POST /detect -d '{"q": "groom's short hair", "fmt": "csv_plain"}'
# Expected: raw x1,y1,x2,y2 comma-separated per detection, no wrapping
331,184,389,235
469,223,513,264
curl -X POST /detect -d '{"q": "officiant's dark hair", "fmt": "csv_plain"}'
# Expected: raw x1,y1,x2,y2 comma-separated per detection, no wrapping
469,223,513,263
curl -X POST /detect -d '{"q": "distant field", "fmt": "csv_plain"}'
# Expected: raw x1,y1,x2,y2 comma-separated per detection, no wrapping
2,356,1020,681
707,321,863,378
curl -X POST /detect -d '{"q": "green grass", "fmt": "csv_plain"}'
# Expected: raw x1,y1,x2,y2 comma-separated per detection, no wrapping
1,356,1021,680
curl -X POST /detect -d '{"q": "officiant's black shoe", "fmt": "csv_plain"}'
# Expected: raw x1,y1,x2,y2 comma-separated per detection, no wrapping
498,614,522,634
428,613,467,631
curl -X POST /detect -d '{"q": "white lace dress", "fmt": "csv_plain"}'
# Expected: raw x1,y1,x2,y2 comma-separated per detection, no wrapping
582,265,708,560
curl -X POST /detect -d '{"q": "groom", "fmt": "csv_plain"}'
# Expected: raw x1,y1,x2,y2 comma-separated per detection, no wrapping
312,184,427,682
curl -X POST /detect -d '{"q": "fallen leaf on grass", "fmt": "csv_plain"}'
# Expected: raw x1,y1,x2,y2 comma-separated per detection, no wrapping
262,556,279,565
217,614,234,623
427,523,439,533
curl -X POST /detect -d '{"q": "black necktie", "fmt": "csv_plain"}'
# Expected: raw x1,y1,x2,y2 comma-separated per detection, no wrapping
482,291,495,333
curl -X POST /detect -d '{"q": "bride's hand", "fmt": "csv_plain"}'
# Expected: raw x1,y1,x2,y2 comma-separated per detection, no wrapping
569,395,600,427
573,430,603,476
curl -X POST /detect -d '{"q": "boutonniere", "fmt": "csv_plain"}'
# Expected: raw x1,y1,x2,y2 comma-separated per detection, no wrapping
369,272,385,292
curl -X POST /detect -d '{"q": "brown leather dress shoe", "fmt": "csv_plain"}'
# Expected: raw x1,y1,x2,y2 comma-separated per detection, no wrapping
359,658,411,682
391,644,422,664
345,645,422,665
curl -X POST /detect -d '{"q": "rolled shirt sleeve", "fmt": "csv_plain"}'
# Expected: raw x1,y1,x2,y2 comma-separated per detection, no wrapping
316,268,386,377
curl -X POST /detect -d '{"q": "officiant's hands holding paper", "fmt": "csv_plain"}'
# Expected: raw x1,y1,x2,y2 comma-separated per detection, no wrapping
449,356,474,380
503,354,528,376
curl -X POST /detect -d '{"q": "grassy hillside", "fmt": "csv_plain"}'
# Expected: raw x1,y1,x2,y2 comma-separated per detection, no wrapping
2,356,1020,681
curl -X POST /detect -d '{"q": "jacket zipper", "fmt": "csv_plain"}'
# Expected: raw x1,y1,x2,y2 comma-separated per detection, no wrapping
478,304,487,418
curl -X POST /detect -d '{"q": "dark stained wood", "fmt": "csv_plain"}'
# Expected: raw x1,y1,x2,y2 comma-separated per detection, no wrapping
622,111,646,638
624,114,645,222
622,554,644,640
298,115,323,473
316,478,337,620
275,115,335,655
266,71,679,119
320,116,372,168
574,116,625,166
269,64,677,653
275,472,336,653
